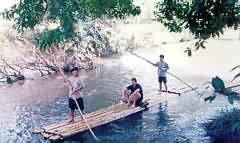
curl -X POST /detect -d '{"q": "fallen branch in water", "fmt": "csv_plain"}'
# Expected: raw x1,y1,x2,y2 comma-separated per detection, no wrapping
0,47,97,85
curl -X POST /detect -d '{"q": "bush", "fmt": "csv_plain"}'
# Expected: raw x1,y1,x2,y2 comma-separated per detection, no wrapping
203,108,240,143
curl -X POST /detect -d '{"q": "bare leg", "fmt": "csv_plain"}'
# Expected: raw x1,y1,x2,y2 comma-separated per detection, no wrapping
122,89,130,103
128,92,141,107
164,83,168,100
159,82,162,93
133,93,141,107
164,83,168,92
69,110,74,123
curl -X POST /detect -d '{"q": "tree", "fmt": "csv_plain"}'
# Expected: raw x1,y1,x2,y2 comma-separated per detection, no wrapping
2,0,140,50
155,0,240,50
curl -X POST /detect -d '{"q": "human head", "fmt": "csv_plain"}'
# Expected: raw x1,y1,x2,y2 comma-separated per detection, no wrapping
160,54,164,61
71,67,79,77
66,49,74,56
131,77,137,85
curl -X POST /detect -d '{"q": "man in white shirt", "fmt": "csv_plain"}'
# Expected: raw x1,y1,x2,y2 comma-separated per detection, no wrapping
154,55,169,93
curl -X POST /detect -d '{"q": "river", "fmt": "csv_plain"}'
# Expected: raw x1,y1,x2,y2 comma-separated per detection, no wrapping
0,39,240,143
1,0,240,143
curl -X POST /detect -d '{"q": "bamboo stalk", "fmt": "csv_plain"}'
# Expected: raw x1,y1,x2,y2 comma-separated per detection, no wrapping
46,105,127,134
160,90,181,96
42,103,124,132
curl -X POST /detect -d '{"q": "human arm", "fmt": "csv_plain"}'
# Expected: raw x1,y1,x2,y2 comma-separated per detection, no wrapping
129,88,140,97
163,63,169,72
60,70,69,85
153,62,159,67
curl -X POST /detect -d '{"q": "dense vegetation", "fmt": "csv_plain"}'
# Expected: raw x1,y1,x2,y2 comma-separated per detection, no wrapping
2,0,140,50
2,0,240,51
203,108,240,143
155,0,240,50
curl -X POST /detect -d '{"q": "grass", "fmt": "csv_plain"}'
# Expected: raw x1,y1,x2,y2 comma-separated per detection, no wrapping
203,108,240,143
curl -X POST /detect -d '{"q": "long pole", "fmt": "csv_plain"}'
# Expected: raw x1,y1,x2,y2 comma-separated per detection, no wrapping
72,96,99,141
53,58,99,141
129,51,202,96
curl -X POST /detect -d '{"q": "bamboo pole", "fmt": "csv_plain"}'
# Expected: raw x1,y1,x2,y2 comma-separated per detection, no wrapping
50,50,99,141
128,51,202,96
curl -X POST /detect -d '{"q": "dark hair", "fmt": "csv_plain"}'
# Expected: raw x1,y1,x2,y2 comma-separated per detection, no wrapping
131,77,137,82
160,54,164,58
71,67,79,72
65,49,74,53
18,75,25,80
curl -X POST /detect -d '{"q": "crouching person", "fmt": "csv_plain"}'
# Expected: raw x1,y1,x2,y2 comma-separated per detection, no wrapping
122,78,143,107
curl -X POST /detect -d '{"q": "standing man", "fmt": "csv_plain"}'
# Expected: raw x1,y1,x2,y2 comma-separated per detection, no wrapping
154,55,169,93
62,67,85,122
63,49,77,73
122,78,143,107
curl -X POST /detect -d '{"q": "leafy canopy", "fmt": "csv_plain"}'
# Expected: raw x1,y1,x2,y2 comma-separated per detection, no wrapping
155,0,240,42
2,0,140,50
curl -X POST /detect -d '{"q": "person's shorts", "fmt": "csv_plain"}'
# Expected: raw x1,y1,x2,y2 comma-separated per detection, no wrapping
63,65,74,73
69,97,84,111
158,76,167,83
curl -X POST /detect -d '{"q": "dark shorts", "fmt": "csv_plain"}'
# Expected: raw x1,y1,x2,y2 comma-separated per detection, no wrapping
63,65,74,73
158,76,167,83
69,97,84,111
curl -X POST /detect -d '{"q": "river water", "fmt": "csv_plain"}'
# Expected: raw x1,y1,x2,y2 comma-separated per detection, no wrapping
0,39,240,143
1,1,240,143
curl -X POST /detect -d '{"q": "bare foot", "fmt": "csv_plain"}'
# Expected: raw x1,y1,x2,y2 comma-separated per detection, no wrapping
68,119,74,123
121,99,128,104
127,103,132,108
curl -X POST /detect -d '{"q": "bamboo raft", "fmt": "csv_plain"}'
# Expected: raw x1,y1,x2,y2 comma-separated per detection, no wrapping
33,95,165,141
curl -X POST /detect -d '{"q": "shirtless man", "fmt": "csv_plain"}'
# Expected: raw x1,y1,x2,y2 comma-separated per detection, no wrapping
63,49,77,73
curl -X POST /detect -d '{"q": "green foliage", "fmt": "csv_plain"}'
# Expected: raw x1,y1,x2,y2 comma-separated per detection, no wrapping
155,0,240,41
3,0,47,32
2,0,140,50
203,108,240,143
35,28,66,51
204,76,240,104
